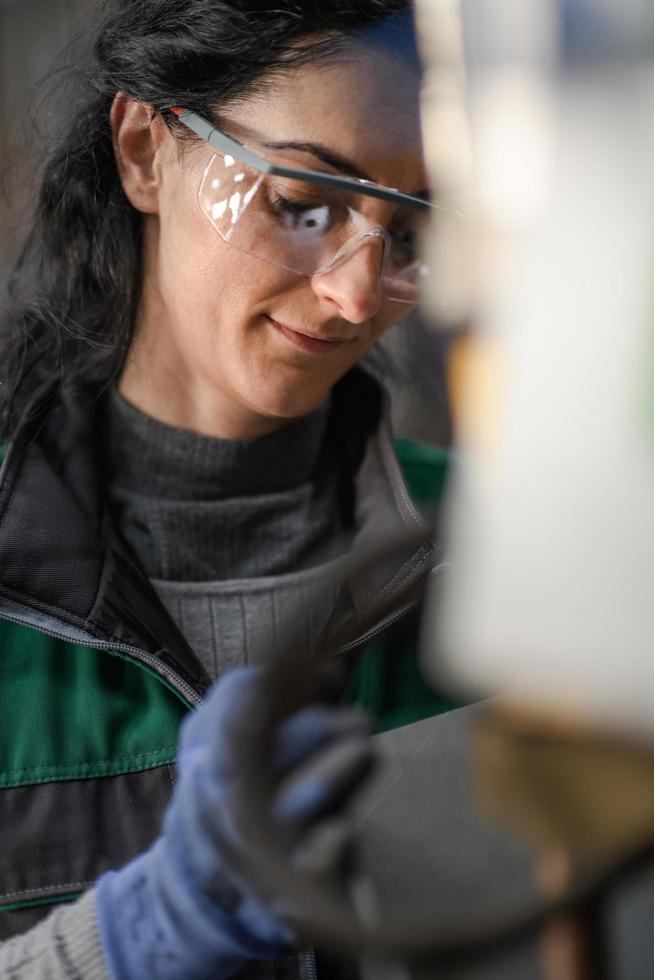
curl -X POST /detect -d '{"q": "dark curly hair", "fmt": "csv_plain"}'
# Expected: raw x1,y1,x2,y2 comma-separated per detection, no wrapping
0,0,417,437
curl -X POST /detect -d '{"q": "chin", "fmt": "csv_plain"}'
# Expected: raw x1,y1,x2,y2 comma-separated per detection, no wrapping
252,382,332,424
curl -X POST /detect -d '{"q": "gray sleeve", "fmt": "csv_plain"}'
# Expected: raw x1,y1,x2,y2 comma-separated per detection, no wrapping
0,889,109,979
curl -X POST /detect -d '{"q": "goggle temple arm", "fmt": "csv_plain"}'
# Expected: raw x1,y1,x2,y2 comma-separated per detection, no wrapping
170,108,433,213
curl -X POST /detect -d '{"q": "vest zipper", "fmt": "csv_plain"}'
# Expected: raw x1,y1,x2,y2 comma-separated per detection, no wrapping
0,608,201,707
331,559,449,658
297,947,319,980
0,550,448,708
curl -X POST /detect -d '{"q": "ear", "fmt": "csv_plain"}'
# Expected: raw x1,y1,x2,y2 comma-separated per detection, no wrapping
110,93,169,214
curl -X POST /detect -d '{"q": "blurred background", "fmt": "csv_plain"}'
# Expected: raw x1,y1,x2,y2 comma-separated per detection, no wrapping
0,0,93,275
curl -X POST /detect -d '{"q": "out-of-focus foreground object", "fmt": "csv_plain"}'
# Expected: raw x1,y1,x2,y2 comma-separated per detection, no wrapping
416,2,654,977
420,0,654,736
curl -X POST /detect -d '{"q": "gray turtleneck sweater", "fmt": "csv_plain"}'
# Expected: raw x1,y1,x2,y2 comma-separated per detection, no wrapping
103,389,344,580
103,389,350,682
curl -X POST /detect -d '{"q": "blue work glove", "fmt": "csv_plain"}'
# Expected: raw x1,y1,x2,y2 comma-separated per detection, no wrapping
96,667,374,979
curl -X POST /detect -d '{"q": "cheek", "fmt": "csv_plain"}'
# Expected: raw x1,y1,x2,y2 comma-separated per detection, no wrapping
163,196,293,309
158,216,237,318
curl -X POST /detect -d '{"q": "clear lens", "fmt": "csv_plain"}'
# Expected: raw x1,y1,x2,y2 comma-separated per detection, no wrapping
198,152,265,241
198,152,433,303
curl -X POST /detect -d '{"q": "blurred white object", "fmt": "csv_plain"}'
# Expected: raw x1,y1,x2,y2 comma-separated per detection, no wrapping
418,0,654,735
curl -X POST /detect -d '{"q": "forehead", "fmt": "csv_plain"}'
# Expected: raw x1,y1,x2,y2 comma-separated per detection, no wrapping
219,51,426,189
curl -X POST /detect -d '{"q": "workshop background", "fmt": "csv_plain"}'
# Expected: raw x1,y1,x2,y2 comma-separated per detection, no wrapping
0,0,92,276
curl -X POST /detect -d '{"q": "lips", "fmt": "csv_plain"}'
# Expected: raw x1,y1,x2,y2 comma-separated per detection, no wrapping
266,316,351,355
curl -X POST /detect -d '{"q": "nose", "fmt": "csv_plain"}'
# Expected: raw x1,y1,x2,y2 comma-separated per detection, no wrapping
310,235,384,324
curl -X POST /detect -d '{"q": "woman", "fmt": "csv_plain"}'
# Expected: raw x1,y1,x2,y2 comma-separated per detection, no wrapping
0,0,453,975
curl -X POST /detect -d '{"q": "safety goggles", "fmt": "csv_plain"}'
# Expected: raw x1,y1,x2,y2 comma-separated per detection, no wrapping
171,108,440,304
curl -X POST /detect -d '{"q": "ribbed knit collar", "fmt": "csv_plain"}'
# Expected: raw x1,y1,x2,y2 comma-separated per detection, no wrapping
104,389,331,500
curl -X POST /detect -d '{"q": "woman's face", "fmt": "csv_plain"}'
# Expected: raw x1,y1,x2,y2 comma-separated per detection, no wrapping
118,49,428,437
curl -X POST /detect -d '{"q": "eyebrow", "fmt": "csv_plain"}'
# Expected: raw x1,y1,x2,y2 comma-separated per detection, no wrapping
257,139,374,184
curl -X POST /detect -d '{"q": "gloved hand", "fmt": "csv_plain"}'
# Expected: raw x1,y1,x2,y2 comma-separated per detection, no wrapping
96,666,374,979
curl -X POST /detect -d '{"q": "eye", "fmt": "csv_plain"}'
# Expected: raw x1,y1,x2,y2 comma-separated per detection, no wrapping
388,209,428,266
390,227,418,264
267,192,335,234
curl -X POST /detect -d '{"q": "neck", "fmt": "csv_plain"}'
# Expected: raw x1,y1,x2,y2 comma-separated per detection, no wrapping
118,359,292,440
